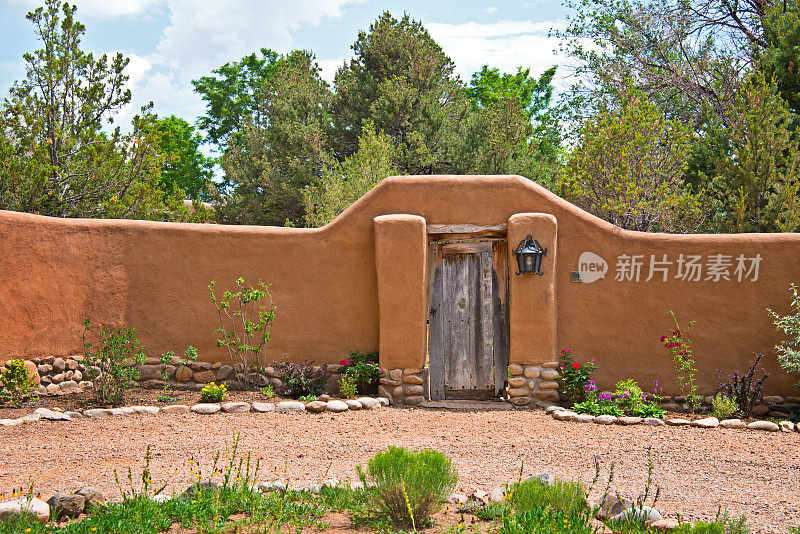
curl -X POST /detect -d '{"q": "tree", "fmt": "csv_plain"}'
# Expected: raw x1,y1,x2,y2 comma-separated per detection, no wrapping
0,0,206,222
192,48,282,149
329,12,470,174
462,65,563,183
304,123,398,227
712,72,800,232
148,116,214,200
564,84,705,232
759,0,800,115
214,50,332,226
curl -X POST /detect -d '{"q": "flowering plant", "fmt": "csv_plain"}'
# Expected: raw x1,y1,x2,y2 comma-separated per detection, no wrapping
573,385,623,416
661,311,700,412
559,349,597,404
339,349,382,395
200,381,228,403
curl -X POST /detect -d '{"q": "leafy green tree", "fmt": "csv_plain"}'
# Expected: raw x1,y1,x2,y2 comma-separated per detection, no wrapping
148,115,214,200
215,50,332,226
564,84,705,232
304,123,399,227
759,0,800,115
192,48,282,149
0,0,205,221
712,72,800,232
329,12,470,174
462,65,563,183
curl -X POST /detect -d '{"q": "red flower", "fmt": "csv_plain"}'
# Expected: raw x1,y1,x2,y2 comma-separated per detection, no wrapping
572,362,580,370
339,359,350,366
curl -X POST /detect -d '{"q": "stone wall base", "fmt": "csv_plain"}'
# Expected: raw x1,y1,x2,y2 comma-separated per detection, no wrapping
378,368,428,405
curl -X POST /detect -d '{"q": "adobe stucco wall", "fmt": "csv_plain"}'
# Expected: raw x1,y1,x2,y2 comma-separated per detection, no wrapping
1,175,799,395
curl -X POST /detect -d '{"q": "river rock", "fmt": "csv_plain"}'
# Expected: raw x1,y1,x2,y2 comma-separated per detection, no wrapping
596,494,633,520
252,402,275,412
574,414,595,423
778,420,795,432
611,506,663,525
47,494,85,519
326,400,349,412
33,407,70,421
643,418,666,426
109,407,135,416
191,403,220,414
0,497,50,523
276,401,306,413
747,420,779,432
0,419,23,427
20,413,41,423
305,401,327,412
357,397,381,410
221,402,250,413
720,418,746,429
345,399,362,410
665,418,691,426
552,410,577,421
75,487,105,511
83,408,113,418
617,416,643,425
593,414,617,425
488,487,505,502
162,404,190,414
131,406,160,415
376,397,390,407
691,416,719,428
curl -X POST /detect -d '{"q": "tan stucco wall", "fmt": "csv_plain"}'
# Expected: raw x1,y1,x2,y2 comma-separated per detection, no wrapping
508,213,557,366
374,214,428,370
1,175,799,395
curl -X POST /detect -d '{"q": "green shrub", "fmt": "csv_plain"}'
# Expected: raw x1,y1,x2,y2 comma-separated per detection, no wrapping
711,393,739,420
273,361,327,398
261,384,275,399
0,359,35,406
357,446,457,529
500,506,594,534
82,319,146,405
614,379,645,409
573,395,623,416
338,374,357,398
508,478,587,516
209,277,276,390
630,402,665,419
339,350,381,394
200,382,228,403
768,283,800,389
673,509,750,534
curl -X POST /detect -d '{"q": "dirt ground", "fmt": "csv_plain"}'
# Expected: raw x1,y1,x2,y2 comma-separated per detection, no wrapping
2,404,799,533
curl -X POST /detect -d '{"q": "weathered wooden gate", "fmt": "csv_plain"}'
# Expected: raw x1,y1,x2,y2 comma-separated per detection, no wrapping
427,226,509,400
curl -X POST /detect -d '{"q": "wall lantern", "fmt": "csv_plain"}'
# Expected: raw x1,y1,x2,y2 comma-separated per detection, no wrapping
513,235,547,275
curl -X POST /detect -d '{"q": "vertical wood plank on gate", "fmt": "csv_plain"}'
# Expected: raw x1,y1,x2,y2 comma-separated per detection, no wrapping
475,248,494,390
428,259,445,400
445,254,471,391
492,241,510,395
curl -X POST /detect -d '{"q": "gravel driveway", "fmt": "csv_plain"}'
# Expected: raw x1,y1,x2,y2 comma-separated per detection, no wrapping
3,407,798,533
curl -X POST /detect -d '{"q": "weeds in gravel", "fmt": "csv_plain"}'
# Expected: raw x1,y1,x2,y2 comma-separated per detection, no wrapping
672,509,750,534
507,479,587,516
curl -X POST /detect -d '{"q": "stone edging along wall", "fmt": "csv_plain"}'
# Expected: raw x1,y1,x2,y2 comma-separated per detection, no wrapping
2,175,800,395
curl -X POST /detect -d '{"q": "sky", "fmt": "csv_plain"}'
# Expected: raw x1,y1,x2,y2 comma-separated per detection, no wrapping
0,0,574,132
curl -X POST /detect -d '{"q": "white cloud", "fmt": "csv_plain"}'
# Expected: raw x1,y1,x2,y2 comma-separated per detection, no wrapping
484,6,498,14
156,0,365,84
3,0,164,17
426,19,573,91
115,0,363,127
